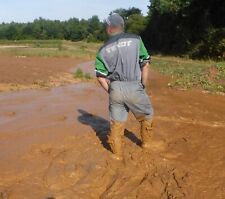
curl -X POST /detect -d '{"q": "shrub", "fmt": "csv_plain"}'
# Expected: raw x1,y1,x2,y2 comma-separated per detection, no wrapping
74,68,92,80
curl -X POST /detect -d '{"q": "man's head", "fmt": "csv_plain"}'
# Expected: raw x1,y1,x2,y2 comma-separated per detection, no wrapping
106,13,125,36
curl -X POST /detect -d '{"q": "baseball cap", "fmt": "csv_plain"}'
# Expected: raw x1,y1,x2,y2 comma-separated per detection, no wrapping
106,13,125,28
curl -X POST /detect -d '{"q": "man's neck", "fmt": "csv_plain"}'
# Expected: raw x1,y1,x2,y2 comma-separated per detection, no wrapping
110,31,123,37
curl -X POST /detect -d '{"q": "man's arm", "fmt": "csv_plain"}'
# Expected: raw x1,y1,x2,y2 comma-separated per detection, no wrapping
97,77,110,93
139,37,150,89
95,52,109,93
141,62,149,88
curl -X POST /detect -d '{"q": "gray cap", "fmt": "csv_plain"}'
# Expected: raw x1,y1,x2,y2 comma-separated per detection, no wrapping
106,13,125,28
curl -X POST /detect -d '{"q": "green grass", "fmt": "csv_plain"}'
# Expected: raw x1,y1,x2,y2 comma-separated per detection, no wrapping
74,68,92,80
0,40,101,58
151,56,225,93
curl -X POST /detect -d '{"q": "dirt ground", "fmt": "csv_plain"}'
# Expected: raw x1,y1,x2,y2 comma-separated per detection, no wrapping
0,55,84,92
0,59,225,199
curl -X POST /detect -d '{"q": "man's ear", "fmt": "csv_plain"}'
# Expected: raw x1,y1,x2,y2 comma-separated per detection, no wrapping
107,27,111,35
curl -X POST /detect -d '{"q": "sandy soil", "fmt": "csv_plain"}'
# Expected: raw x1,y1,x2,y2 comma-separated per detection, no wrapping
0,55,85,92
0,60,225,199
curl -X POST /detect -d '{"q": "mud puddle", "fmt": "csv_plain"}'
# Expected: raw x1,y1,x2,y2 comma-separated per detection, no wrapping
0,62,225,198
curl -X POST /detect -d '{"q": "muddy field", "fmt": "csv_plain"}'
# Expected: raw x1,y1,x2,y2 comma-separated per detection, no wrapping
0,57,225,199
0,55,85,92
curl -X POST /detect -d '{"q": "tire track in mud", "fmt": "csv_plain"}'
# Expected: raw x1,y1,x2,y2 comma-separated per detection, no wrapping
97,151,191,199
19,132,191,199
33,135,112,198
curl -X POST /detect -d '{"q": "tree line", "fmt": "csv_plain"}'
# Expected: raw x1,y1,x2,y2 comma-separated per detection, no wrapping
0,1,224,60
0,16,106,42
0,7,144,42
143,0,225,60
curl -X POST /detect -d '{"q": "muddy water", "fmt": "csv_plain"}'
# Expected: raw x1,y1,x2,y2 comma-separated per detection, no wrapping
0,62,225,199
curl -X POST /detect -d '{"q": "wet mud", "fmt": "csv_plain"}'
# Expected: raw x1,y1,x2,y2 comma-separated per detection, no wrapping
0,62,225,199
0,56,86,92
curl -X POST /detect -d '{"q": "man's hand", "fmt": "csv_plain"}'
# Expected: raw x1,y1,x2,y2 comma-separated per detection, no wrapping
141,62,149,88
97,77,110,93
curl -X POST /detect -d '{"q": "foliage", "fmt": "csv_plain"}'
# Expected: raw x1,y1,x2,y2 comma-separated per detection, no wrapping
143,0,225,60
74,68,84,78
110,7,142,19
189,28,225,60
74,68,92,80
151,56,225,92
126,14,148,34
111,7,148,35
0,17,104,42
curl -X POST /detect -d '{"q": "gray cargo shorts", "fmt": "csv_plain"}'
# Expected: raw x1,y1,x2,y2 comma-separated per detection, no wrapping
109,81,154,122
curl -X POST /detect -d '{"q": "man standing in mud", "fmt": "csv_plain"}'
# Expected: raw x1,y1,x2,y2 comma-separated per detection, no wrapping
95,13,165,160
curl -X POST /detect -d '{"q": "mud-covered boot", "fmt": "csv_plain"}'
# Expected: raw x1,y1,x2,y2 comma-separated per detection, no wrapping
108,121,124,160
140,119,166,151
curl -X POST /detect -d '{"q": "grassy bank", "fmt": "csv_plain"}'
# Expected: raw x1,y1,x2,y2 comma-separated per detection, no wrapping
151,56,225,93
0,40,101,59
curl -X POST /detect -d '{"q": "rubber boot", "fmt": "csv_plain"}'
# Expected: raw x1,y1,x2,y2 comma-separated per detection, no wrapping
108,121,124,160
140,119,166,151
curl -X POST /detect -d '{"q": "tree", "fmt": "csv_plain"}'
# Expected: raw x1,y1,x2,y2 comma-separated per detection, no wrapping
5,24,18,40
126,14,147,34
109,7,147,35
111,7,142,19
64,18,80,41
142,0,225,60
0,16,106,42
88,16,101,34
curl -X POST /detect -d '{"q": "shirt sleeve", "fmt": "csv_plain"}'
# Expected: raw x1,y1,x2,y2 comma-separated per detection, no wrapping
139,38,151,67
95,52,108,77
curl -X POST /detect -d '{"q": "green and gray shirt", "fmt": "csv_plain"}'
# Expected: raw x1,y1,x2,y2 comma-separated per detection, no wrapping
95,32,150,82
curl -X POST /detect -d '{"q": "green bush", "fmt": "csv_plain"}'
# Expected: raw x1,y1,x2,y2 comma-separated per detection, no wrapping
189,28,225,60
74,68,84,78
84,73,91,79
74,68,92,80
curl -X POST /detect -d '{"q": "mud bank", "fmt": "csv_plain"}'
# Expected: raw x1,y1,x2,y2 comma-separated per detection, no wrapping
0,56,87,92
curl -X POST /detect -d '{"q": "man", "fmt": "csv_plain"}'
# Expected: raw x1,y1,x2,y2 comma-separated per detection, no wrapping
95,13,164,160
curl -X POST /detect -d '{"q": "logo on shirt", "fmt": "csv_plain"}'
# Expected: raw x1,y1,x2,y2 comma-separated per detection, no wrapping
106,41,132,53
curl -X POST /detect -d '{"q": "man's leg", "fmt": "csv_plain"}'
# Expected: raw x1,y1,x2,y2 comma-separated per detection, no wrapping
108,82,129,160
108,120,125,160
140,118,153,148
126,82,166,151
139,118,165,151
